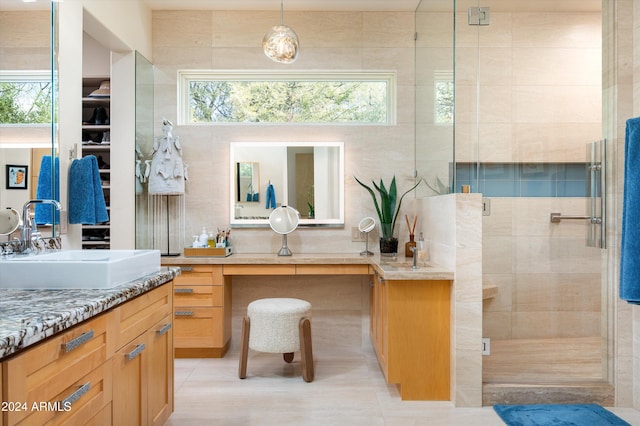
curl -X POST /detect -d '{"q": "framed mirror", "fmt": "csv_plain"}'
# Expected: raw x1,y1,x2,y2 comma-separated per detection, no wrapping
230,142,344,227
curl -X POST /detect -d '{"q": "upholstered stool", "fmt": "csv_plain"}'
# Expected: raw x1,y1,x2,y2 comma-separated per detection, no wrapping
238,298,314,382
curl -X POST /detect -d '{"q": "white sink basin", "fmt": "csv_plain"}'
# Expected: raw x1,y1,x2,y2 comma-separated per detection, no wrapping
0,250,161,289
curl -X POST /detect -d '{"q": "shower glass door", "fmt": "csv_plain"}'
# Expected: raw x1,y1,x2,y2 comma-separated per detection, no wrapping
457,0,610,400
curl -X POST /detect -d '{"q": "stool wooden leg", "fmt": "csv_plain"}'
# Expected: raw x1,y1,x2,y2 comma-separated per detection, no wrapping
283,352,294,363
299,317,314,382
238,316,250,379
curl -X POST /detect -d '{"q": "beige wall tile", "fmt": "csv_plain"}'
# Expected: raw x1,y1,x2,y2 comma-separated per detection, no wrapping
415,12,454,48
512,48,601,86
482,236,513,274
514,273,601,312
483,274,514,313
362,12,415,48
512,311,600,339
153,11,213,48
513,85,601,124
512,12,601,48
483,311,513,339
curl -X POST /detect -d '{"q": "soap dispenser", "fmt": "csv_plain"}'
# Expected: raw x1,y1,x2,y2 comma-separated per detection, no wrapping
199,227,208,248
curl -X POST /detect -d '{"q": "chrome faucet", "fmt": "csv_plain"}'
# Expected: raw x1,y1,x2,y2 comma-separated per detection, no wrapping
20,199,62,253
410,246,419,270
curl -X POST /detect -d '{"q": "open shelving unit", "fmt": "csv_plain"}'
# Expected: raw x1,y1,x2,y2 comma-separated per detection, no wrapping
81,77,111,249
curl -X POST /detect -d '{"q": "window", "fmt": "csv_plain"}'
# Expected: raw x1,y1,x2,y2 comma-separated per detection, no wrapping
434,71,453,125
179,71,396,125
0,71,52,125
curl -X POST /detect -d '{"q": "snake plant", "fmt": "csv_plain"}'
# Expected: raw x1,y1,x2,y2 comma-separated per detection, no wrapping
354,175,422,239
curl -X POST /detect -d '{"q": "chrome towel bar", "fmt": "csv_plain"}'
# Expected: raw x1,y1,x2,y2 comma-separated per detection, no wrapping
550,212,602,224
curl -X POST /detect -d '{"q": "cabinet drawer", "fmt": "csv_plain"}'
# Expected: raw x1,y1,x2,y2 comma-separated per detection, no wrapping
2,313,111,425
84,401,112,426
173,265,223,285
295,264,370,275
174,307,224,347
114,284,172,350
174,284,223,307
20,361,113,426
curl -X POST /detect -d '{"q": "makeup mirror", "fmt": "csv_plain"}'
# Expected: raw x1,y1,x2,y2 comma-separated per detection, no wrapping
0,208,20,236
269,205,300,256
358,216,375,256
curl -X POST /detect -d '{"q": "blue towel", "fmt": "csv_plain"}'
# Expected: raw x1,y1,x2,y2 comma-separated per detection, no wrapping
621,117,640,304
34,156,60,225
68,155,109,225
265,183,276,209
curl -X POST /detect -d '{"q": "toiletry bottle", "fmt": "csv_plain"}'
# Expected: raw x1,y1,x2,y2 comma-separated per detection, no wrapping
199,227,208,248
208,232,215,248
417,232,428,261
405,234,416,258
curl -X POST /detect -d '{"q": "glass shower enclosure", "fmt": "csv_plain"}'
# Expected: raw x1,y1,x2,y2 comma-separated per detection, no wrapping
415,0,610,405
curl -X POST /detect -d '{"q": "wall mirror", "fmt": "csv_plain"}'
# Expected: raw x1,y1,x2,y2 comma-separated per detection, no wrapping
230,142,344,227
0,1,58,236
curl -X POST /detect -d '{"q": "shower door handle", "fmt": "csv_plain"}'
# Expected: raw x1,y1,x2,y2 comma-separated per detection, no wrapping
550,213,602,224
554,140,606,249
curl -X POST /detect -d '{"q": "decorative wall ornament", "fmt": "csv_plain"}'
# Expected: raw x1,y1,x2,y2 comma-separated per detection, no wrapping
148,119,188,195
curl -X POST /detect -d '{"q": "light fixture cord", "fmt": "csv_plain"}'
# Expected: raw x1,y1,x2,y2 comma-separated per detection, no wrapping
280,0,284,25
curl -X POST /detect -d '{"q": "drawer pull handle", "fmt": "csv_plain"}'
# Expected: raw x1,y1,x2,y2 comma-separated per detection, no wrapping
175,310,194,316
61,381,91,407
157,323,172,336
63,330,94,353
126,343,146,360
181,266,194,272
175,288,194,294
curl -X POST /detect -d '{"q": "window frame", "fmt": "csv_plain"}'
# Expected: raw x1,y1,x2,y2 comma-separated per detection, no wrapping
0,70,53,127
433,70,454,126
178,70,397,126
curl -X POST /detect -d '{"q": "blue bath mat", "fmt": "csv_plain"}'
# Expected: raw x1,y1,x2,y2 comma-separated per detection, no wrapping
493,404,631,426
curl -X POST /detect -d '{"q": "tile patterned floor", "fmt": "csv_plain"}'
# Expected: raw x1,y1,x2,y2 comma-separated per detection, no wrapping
166,344,640,425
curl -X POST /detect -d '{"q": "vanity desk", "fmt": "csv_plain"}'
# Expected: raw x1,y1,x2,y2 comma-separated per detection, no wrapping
162,254,454,401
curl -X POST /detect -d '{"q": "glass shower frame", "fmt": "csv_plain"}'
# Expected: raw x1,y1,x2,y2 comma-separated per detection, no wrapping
416,0,610,397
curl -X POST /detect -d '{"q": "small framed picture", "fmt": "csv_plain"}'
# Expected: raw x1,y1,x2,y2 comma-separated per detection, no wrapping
6,165,28,190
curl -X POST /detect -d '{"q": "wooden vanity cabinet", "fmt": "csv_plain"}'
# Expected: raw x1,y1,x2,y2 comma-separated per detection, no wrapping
171,265,231,358
1,312,113,426
1,282,173,426
369,275,452,401
369,273,389,377
112,284,173,426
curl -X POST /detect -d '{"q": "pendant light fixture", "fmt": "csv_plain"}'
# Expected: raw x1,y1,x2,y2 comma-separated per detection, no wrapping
262,0,299,64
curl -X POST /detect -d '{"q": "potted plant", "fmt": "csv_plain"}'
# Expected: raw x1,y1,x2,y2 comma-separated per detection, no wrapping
307,185,315,219
354,175,422,256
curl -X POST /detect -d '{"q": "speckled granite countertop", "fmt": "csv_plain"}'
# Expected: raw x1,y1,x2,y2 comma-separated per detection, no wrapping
161,253,455,281
0,268,178,361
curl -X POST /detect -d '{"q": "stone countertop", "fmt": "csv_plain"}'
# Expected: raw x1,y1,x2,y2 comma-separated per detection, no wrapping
161,253,455,281
0,267,179,361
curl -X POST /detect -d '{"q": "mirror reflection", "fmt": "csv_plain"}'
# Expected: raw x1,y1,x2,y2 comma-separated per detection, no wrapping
230,142,344,227
235,162,260,203
0,1,57,235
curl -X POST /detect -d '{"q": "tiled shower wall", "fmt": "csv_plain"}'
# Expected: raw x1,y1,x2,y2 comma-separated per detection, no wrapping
451,6,603,340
